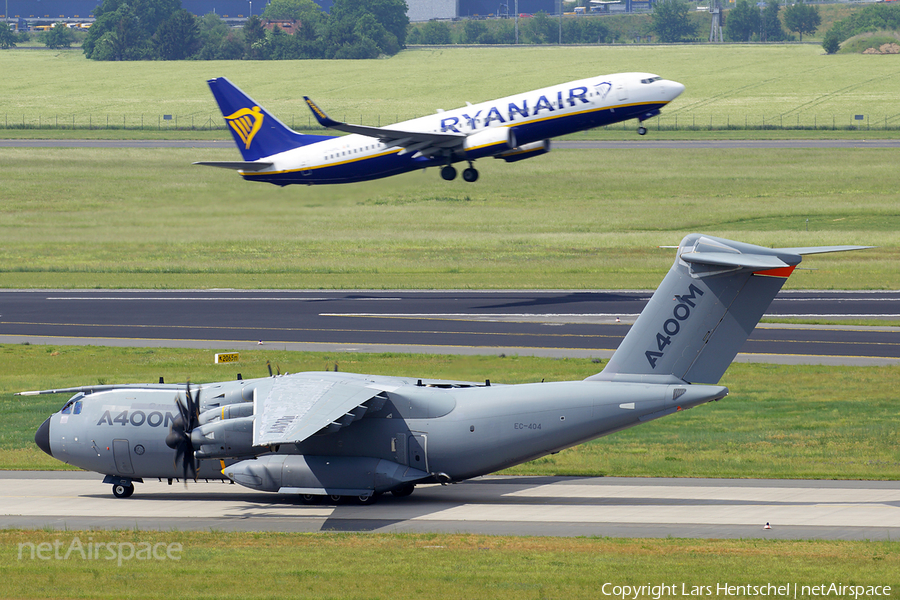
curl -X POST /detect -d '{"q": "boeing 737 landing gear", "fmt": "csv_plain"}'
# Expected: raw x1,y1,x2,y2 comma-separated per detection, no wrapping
638,125,648,135
441,165,457,181
462,164,479,182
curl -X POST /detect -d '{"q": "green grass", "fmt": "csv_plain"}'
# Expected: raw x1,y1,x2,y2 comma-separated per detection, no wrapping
2,45,900,130
0,145,896,289
3,345,898,479
2,532,898,600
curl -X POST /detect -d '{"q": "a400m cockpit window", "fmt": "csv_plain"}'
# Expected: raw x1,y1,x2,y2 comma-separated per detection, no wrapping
641,77,663,84
60,394,84,415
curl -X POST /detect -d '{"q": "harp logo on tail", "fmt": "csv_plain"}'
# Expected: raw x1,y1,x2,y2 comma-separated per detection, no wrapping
224,106,264,150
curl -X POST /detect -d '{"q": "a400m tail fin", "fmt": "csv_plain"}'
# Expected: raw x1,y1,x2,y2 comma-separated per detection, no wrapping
590,234,870,385
206,78,332,161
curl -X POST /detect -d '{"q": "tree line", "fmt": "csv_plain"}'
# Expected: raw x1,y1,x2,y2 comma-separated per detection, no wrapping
2,0,897,56
409,13,613,45
20,0,408,59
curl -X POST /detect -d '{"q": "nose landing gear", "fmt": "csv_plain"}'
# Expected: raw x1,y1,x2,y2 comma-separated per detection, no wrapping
638,125,648,135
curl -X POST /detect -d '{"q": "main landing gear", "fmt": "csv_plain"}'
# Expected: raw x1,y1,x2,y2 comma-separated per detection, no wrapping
440,163,479,182
297,484,415,506
299,493,380,505
112,482,135,498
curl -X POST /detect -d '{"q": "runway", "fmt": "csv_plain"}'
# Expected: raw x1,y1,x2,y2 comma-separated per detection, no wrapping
1,290,898,366
3,472,898,540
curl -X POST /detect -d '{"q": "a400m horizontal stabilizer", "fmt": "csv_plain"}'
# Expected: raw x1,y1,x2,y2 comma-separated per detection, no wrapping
590,234,872,386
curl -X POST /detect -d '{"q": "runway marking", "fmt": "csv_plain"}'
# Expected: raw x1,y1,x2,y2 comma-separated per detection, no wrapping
321,313,638,318
0,321,625,341
45,297,402,301
412,503,900,528
507,484,900,503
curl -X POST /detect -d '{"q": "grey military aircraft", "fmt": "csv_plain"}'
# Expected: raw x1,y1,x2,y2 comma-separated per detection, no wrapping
26,234,867,504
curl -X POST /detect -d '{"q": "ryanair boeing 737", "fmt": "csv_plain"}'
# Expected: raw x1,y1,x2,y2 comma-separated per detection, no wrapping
195,74,685,186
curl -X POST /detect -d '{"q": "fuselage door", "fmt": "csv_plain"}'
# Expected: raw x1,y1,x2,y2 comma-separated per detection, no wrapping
112,439,134,474
391,433,408,466
408,433,428,473
616,79,628,102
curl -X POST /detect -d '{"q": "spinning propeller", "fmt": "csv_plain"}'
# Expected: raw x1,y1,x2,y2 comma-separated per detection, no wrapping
165,381,201,482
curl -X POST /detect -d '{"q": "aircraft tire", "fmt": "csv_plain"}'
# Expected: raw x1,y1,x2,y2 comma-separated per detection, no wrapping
462,167,479,183
112,483,134,498
300,494,321,505
328,494,344,504
391,484,415,498
440,166,457,181
354,493,379,505
638,126,648,135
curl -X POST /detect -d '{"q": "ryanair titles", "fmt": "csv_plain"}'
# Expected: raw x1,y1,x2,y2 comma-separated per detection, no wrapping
440,85,595,132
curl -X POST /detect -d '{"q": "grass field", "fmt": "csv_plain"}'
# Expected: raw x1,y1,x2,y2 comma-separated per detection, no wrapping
3,345,898,479
2,45,900,130
2,531,898,600
0,144,895,289
1,46,897,290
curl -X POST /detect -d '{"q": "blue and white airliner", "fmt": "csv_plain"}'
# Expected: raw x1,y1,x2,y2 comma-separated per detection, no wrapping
195,73,685,186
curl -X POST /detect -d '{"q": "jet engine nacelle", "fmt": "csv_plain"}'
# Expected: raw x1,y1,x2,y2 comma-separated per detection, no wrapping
494,140,550,163
224,454,430,496
462,127,517,160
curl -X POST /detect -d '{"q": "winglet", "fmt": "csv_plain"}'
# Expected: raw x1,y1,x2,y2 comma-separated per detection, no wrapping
303,96,342,129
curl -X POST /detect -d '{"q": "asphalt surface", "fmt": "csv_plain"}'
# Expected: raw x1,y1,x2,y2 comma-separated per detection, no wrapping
1,289,898,365
3,472,898,539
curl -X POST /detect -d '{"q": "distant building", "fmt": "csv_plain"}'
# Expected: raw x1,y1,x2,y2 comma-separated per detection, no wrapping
263,18,302,33
406,0,457,21
457,0,556,18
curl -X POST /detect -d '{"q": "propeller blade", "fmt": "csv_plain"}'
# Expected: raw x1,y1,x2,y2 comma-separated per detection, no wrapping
168,381,201,483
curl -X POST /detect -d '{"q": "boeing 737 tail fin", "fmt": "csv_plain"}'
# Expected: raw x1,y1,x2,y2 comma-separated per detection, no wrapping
206,77,332,162
589,234,870,385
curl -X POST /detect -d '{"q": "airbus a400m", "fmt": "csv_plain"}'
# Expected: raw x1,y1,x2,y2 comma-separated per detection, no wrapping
26,234,867,504
195,73,685,185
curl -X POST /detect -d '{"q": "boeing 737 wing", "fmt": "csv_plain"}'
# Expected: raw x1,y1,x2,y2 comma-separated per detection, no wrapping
303,97,465,156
